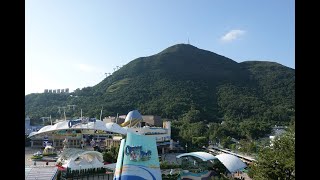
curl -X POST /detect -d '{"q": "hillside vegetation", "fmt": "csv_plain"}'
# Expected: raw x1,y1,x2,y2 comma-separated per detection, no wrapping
25,44,295,140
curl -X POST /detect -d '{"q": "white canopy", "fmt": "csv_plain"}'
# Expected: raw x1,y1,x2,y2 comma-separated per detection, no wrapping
215,153,247,173
57,148,104,170
176,152,217,161
28,120,127,138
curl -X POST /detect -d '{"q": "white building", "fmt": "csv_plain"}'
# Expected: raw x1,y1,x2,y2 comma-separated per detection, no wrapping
28,110,173,154
25,116,44,135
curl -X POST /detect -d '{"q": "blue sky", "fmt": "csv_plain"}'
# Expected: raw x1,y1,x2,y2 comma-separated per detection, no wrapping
25,0,295,95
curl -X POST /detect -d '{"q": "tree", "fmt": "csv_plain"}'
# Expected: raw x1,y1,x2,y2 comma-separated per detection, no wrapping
220,136,233,149
181,106,201,123
239,120,272,140
249,127,295,179
103,151,114,163
103,145,120,163
178,121,208,145
192,136,207,148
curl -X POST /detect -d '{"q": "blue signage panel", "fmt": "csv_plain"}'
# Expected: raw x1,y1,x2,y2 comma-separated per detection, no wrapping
114,132,161,180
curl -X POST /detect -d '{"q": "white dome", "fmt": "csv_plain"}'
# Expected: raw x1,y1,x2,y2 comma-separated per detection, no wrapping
58,148,104,170
124,110,143,122
215,153,247,173
176,152,217,161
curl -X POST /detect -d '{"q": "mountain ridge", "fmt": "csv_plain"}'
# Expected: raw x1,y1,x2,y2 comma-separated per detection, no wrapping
25,44,295,125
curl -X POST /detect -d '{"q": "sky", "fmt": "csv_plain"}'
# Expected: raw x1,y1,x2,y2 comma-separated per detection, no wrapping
25,0,295,95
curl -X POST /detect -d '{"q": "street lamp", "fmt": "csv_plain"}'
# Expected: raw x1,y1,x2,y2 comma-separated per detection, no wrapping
185,143,188,153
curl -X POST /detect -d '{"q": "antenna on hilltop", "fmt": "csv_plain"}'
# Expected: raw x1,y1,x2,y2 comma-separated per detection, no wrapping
188,37,190,44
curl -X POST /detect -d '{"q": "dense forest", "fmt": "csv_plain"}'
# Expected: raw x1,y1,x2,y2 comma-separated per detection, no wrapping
25,44,295,144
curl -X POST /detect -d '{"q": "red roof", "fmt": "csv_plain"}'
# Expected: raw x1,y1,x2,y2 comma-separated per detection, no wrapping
56,165,66,171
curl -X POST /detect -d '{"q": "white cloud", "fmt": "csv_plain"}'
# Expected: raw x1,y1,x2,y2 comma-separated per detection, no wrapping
76,63,95,72
221,29,246,42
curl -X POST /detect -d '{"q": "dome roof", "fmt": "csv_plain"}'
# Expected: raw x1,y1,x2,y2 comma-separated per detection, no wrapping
57,148,104,170
215,153,247,173
124,110,143,122
176,152,217,161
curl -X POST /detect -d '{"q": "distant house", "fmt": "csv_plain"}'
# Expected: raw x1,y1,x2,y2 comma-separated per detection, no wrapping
269,125,287,146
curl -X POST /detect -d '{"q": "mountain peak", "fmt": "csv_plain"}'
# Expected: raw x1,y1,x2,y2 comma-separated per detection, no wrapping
25,42,295,127
158,43,200,54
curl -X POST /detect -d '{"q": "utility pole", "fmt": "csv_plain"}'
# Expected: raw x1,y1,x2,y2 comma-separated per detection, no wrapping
41,117,51,125
63,107,67,121
100,107,103,121
58,106,68,120
116,113,119,124
67,105,76,110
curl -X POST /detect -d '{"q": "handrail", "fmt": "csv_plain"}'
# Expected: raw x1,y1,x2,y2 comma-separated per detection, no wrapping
208,147,256,162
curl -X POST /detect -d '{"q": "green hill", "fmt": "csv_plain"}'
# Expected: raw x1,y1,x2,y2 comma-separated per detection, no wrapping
25,44,295,126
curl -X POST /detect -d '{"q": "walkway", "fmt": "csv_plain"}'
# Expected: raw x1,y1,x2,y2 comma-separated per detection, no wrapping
25,166,58,180
208,146,256,163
